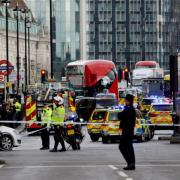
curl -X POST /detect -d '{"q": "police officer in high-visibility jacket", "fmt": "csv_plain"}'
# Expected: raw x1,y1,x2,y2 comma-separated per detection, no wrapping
50,96,66,152
13,98,22,119
40,105,52,150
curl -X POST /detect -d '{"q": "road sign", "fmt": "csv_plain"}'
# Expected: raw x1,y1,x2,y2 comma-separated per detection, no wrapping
0,60,14,76
0,66,14,70
0,75,4,82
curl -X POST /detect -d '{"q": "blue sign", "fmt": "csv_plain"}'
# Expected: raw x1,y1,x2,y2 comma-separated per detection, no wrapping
0,66,14,70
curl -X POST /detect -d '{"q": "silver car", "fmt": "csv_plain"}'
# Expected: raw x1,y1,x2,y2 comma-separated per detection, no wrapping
0,126,21,151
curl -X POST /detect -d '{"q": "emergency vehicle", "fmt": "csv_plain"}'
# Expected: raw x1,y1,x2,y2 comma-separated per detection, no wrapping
66,60,118,99
118,88,138,107
101,109,153,143
132,61,164,86
148,102,173,129
87,109,107,142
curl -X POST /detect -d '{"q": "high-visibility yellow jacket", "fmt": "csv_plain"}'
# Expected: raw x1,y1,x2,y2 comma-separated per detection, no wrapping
41,107,52,126
15,102,22,112
52,106,65,125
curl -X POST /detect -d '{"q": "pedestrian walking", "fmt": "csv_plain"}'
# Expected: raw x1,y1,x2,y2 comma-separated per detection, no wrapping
118,94,136,170
50,96,66,152
40,105,52,150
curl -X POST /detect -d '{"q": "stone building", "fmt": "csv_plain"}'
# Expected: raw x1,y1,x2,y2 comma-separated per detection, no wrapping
0,0,50,88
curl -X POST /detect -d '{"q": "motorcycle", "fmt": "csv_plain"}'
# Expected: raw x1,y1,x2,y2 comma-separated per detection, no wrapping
64,113,84,150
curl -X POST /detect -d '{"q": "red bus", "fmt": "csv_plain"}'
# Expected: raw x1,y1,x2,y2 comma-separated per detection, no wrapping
66,60,118,99
135,61,160,69
132,61,164,86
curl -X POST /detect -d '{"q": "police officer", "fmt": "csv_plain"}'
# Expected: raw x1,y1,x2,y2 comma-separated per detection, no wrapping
40,105,52,150
118,94,136,170
13,98,22,119
50,96,66,152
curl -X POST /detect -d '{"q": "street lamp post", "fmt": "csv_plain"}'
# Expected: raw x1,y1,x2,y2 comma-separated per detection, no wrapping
21,8,28,92
13,3,21,94
50,0,54,79
27,19,31,85
2,0,11,96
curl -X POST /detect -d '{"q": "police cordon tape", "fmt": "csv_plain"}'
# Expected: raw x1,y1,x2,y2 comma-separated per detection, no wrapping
0,120,180,127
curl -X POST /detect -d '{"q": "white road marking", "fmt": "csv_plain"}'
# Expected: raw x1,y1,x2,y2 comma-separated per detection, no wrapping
3,163,180,169
114,164,180,167
117,171,128,178
126,178,133,180
108,165,118,170
4,165,109,169
134,164,180,167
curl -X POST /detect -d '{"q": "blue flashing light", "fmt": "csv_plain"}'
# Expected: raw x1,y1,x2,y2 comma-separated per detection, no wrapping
109,105,124,110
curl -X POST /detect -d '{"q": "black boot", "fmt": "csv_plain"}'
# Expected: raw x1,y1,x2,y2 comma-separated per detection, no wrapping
123,164,135,170
50,148,58,152
59,148,66,152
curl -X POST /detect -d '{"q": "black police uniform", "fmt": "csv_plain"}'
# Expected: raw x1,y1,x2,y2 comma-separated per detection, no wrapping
118,103,136,169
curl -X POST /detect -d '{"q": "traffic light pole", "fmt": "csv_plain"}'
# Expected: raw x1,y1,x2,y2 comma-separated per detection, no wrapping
50,0,54,79
169,55,180,143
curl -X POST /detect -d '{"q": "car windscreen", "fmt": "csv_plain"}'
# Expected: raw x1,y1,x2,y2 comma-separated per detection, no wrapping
108,112,119,121
142,99,154,105
92,111,107,121
96,98,118,108
152,105,173,111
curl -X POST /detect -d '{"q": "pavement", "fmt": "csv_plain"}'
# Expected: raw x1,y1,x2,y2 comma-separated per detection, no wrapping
0,130,180,180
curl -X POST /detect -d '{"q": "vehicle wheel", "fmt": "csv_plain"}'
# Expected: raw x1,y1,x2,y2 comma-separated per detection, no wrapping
0,135,13,151
90,134,99,142
102,136,109,144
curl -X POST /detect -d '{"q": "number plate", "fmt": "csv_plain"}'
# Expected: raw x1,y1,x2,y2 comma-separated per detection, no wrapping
67,129,75,135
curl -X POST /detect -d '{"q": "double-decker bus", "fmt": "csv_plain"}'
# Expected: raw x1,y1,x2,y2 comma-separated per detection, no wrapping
66,60,118,99
132,61,164,86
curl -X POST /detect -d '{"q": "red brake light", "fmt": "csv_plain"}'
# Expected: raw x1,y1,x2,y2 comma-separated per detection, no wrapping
67,124,73,129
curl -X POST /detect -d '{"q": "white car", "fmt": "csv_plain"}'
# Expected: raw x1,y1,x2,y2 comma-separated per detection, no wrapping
0,126,21,151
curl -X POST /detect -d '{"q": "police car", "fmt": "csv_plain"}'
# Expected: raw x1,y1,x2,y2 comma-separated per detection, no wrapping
148,102,173,129
101,109,153,143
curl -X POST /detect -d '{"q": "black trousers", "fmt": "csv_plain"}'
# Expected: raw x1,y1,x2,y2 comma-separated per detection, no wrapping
40,126,49,148
119,135,135,166
53,126,65,150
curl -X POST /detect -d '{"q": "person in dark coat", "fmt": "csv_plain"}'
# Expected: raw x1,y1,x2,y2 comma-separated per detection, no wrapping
118,94,136,170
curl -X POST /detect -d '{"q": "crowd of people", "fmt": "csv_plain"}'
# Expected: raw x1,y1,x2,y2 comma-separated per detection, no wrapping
0,95,22,128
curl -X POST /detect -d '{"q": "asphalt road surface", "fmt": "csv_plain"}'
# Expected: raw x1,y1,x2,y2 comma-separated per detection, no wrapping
0,130,180,180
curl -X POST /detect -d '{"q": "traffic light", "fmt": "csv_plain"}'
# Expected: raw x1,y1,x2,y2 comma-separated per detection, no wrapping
124,68,129,81
41,69,47,83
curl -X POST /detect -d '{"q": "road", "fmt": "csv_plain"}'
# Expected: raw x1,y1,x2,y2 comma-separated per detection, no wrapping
0,130,180,180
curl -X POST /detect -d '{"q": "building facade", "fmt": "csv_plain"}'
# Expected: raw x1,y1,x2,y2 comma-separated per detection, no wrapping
26,0,80,80
170,0,180,53
55,0,80,79
86,0,172,70
0,1,50,88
